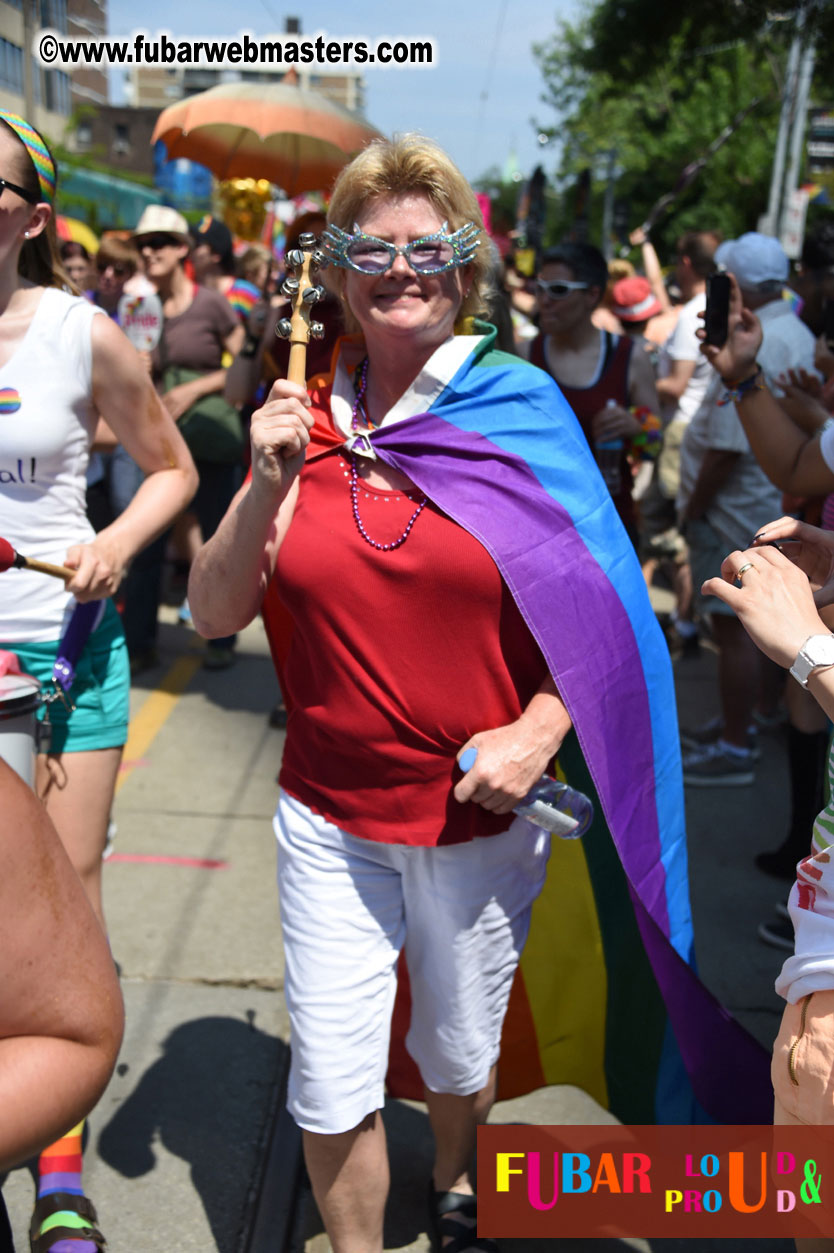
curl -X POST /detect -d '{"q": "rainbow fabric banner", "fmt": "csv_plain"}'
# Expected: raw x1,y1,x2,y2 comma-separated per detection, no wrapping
264,328,773,1125
226,278,261,322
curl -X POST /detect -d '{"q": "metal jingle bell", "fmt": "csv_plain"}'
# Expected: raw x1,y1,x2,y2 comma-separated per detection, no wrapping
286,249,306,268
281,276,300,296
302,285,325,304
297,232,317,248
275,318,293,339
309,322,325,339
310,250,329,270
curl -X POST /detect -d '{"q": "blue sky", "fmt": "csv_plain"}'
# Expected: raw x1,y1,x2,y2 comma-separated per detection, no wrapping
106,0,579,185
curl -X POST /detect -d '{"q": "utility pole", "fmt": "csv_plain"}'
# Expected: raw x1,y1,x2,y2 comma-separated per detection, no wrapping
601,148,617,261
761,5,805,237
784,15,816,206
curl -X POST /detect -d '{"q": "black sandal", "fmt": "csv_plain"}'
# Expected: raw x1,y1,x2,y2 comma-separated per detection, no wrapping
427,1183,499,1253
29,1193,106,1253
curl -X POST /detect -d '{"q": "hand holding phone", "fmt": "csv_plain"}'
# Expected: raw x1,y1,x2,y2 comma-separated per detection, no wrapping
704,273,731,347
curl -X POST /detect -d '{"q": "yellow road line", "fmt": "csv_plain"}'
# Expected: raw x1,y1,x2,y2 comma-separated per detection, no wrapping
116,652,202,793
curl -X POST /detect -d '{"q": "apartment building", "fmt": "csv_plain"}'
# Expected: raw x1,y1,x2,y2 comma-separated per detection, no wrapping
0,0,107,142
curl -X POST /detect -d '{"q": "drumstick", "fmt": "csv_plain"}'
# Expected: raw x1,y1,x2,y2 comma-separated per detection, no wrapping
0,537,74,581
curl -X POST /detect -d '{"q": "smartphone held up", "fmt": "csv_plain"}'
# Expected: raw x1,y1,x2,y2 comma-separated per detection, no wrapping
704,272,731,347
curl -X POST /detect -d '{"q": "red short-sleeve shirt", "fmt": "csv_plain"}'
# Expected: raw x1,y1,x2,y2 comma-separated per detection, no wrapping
275,448,548,846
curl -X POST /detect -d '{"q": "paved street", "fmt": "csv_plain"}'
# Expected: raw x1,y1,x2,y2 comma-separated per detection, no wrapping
0,603,801,1251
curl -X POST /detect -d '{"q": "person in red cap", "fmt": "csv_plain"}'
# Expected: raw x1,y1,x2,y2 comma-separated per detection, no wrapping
610,276,664,367
611,275,662,331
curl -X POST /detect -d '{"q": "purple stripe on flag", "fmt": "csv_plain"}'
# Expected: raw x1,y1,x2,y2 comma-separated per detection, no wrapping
373,415,672,937
631,891,773,1124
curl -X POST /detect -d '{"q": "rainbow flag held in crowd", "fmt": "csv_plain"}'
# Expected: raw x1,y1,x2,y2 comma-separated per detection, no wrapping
262,327,773,1125
226,278,261,322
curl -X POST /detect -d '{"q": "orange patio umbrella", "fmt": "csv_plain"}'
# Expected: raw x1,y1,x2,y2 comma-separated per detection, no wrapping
151,74,384,196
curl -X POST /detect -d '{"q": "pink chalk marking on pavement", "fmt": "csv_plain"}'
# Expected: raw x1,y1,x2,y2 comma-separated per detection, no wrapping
107,853,229,870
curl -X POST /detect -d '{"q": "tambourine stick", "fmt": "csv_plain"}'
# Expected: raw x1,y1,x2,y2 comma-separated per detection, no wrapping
0,538,74,581
287,339,308,387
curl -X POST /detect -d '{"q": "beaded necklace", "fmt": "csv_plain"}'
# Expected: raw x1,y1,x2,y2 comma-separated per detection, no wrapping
349,356,427,552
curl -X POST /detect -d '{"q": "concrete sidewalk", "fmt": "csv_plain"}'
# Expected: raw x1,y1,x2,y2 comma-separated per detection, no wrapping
2,612,290,1252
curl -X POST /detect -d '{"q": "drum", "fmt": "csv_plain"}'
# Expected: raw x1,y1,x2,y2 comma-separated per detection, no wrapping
0,671,43,786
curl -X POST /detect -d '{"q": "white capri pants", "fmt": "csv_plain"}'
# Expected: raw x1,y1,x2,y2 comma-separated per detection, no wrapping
275,792,551,1135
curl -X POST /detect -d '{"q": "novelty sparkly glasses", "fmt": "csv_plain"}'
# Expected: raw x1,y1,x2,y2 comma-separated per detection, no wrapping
322,221,480,275
536,278,591,299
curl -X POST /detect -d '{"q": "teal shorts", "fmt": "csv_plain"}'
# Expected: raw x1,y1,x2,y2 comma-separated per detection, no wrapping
3,601,129,754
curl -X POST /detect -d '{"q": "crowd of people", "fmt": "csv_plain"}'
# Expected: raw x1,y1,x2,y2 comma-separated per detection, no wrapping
3,104,834,1253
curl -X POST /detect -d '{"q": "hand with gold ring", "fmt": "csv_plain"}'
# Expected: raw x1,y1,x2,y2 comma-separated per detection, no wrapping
702,545,827,669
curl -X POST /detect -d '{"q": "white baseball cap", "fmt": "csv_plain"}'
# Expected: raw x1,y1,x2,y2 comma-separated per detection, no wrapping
715,232,789,286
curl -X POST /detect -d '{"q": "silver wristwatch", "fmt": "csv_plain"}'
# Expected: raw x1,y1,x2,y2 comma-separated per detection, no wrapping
790,634,834,688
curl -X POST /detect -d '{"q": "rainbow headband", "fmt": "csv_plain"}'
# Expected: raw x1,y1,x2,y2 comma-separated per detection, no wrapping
0,111,56,205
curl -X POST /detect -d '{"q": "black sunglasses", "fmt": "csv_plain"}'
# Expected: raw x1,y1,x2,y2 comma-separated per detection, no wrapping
96,261,130,277
139,234,181,251
0,175,37,204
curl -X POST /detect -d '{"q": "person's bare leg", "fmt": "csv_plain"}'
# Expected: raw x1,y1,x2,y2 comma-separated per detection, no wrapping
172,511,203,565
673,559,693,624
787,678,830,735
641,555,658,591
426,1065,497,1192
302,1112,388,1253
757,654,786,722
424,1069,497,1247
712,614,759,748
37,747,122,928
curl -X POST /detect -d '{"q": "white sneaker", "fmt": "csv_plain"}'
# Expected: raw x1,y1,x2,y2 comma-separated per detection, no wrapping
682,742,756,787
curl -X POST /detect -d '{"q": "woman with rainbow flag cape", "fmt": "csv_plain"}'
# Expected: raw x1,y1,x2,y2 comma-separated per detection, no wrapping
189,135,770,1253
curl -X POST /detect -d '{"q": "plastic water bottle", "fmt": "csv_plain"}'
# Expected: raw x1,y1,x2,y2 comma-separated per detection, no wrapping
595,399,623,496
458,747,594,839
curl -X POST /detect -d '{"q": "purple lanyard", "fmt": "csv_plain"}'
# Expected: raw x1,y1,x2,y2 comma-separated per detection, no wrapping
51,600,103,692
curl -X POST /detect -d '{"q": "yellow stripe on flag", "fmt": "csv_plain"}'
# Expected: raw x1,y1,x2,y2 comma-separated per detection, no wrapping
519,833,609,1107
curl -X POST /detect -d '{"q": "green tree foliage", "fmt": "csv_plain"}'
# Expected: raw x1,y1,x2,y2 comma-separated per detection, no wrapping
533,0,833,259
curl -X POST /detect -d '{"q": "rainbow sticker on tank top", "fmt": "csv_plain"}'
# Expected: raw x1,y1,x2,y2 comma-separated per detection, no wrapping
0,388,21,414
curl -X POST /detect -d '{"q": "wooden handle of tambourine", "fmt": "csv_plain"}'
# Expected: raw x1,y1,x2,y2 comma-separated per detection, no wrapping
287,341,308,387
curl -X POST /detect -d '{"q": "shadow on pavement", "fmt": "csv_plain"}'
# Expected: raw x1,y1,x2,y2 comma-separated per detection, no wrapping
97,1015,289,1252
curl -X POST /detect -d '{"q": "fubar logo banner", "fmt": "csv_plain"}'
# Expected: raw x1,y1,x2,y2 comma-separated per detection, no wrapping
477,1125,833,1238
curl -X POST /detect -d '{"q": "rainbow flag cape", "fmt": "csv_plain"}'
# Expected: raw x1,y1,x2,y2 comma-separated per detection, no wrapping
263,327,772,1125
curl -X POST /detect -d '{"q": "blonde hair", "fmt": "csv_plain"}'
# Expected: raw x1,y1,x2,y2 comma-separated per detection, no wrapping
237,243,271,284
0,118,74,292
608,258,634,282
327,133,490,331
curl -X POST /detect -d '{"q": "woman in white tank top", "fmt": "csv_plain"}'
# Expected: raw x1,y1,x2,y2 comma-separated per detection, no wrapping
0,113,197,1253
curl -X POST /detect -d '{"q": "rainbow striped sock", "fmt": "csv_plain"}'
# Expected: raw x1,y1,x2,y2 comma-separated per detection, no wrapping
36,1123,98,1253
